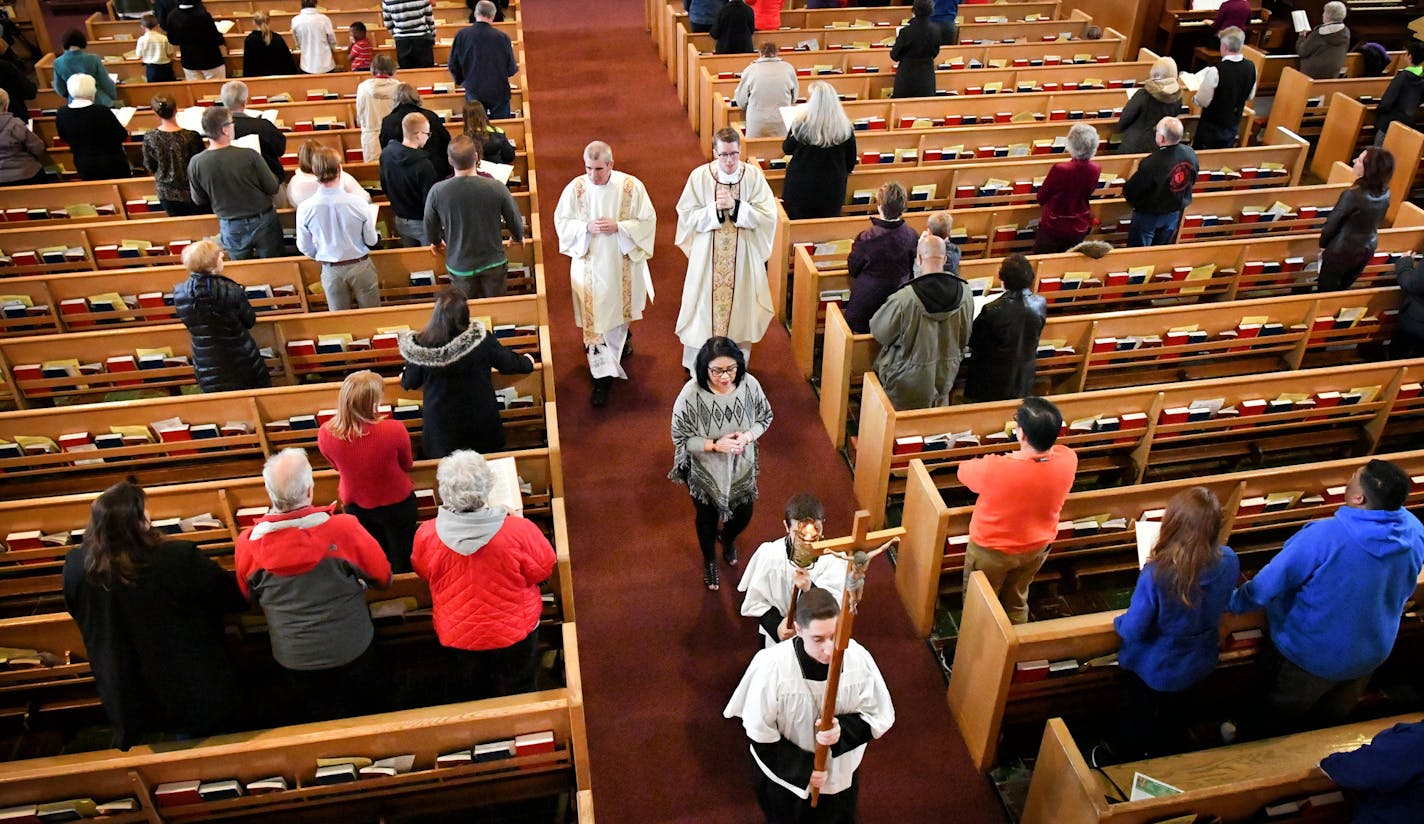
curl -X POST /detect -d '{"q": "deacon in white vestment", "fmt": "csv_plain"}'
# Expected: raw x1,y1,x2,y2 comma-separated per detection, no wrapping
553,141,657,406
675,127,778,373
740,494,847,649
725,588,894,823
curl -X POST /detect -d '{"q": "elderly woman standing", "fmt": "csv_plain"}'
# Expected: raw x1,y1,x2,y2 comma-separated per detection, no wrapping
1297,2,1350,80
670,336,774,592
1318,147,1394,292
1033,123,1101,254
413,450,556,700
142,93,207,216
63,481,247,750
734,42,798,139
844,181,918,334
56,75,130,181
318,371,417,573
355,54,400,162
1115,57,1184,155
0,90,48,186
399,288,535,459
173,239,272,392
780,81,858,219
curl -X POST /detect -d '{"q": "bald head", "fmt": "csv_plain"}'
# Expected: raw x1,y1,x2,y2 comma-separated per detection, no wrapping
583,140,613,164
916,234,947,275
1156,116,1185,146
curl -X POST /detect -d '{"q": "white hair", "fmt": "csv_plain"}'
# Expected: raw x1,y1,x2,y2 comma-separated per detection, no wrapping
437,450,495,512
220,80,249,110
584,140,613,163
1218,26,1245,53
475,0,496,18
67,73,96,101
790,81,853,148
1322,1,1346,23
1156,116,1185,145
1066,123,1100,160
263,448,314,511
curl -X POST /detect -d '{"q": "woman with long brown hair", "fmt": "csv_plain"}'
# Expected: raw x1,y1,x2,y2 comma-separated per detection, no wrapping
317,370,417,572
1317,147,1394,292
61,481,247,749
398,287,534,459
1113,486,1240,760
462,102,516,164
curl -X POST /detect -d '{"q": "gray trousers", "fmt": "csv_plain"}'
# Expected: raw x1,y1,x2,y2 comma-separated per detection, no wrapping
320,258,381,311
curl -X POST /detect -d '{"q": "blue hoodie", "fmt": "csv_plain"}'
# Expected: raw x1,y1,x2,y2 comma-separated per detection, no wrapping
1229,506,1424,681
1115,547,1240,692
1319,720,1424,824
931,0,960,27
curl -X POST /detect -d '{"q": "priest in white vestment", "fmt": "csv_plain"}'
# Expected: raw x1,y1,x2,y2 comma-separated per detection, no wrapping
553,141,657,406
674,127,778,373
739,493,848,649
725,587,894,821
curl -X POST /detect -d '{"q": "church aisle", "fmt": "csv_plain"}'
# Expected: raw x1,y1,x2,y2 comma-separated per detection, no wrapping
518,3,1005,821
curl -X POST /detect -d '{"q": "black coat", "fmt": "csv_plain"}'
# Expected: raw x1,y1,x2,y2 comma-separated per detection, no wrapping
398,323,534,459
1396,255,1424,341
378,102,453,179
780,131,858,220
56,105,130,181
173,272,272,393
711,0,756,54
0,58,36,122
62,540,247,749
166,5,226,71
241,30,299,77
1375,69,1424,138
1321,186,1390,257
962,289,1047,402
890,17,941,98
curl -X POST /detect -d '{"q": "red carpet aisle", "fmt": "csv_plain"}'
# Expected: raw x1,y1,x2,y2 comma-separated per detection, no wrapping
518,3,1005,820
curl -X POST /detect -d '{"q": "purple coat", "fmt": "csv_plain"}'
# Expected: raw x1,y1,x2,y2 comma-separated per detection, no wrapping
844,217,918,333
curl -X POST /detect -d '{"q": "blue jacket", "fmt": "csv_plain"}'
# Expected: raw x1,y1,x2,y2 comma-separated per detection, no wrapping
931,0,959,26
1229,506,1424,681
52,50,118,108
1319,720,1424,824
685,0,728,27
1114,547,1239,692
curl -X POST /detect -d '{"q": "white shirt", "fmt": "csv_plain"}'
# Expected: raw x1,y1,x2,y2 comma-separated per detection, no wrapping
290,7,336,74
287,170,371,208
296,185,377,263
738,539,849,648
135,31,174,65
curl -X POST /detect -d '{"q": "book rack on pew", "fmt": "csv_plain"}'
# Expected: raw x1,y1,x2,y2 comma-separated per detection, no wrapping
1309,110,1424,227
1260,67,1393,147
1242,44,1406,97
818,283,1406,451
852,355,1424,533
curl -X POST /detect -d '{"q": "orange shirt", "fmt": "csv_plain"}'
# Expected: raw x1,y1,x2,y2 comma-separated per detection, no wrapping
957,444,1078,553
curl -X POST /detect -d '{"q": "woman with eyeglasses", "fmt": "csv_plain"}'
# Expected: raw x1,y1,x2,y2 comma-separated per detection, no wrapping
670,336,774,592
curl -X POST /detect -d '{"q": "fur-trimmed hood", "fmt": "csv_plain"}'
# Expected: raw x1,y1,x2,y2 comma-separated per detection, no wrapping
397,322,488,368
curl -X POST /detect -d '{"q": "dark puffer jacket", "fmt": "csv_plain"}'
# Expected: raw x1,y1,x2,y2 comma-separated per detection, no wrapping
398,322,534,459
173,272,272,393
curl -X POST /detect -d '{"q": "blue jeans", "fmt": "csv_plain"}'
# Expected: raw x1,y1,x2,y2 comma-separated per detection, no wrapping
1128,211,1180,247
471,94,513,120
219,210,284,260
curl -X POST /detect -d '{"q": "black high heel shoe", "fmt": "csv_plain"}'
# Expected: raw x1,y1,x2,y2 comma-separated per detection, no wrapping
721,538,738,567
703,560,720,591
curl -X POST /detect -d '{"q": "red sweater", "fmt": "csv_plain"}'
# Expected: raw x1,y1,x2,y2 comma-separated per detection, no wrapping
1035,157,1100,238
317,418,414,508
1210,0,1251,34
957,444,1078,553
347,37,373,71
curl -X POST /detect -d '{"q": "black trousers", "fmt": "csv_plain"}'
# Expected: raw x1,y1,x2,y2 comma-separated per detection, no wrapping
1253,644,1371,739
160,199,208,217
691,497,754,563
753,763,860,824
1317,247,1372,292
283,642,386,723
345,492,418,574
447,626,541,703
1391,326,1424,359
394,36,435,69
1119,671,1193,760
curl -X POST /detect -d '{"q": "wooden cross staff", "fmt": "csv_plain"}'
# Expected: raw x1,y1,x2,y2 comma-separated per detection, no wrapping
808,510,903,807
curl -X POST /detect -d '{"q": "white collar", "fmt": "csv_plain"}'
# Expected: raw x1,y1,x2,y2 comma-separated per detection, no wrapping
68,98,95,109
1222,53,1244,62
714,164,744,184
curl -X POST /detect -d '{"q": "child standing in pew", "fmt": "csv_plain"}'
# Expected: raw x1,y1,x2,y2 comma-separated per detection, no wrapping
1112,487,1239,761
347,21,374,72
135,14,175,83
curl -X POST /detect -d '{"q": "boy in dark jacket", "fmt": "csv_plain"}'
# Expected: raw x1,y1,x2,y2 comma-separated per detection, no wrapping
380,112,438,247
1373,41,1424,145
1122,116,1197,247
844,182,917,333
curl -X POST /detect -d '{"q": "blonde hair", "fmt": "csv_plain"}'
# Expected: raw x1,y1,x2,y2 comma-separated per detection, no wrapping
252,11,273,46
181,239,223,274
791,81,853,148
325,370,384,441
1148,56,1178,83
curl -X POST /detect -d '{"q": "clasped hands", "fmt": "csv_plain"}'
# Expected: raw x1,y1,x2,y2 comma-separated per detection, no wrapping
710,431,753,454
715,189,736,212
587,217,620,235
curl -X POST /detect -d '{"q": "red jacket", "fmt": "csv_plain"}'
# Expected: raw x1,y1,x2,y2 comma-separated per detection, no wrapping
412,511,556,651
748,0,781,31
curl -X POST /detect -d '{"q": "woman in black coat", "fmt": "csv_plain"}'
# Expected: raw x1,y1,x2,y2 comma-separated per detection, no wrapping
843,181,917,333
172,239,273,392
962,254,1047,403
62,481,247,750
241,12,299,77
781,81,858,220
710,0,755,54
1317,147,1393,292
398,287,535,459
890,0,941,99
55,74,130,181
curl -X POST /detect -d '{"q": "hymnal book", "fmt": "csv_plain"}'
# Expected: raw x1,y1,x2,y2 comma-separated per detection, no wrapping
514,731,555,756
1226,628,1263,650
360,755,416,777
94,798,137,814
1047,659,1080,677
436,750,472,766
370,596,418,620
244,777,287,794
474,740,515,762
0,806,36,822
197,780,242,801
1012,659,1050,683
236,506,268,527
892,436,924,455
154,780,203,807
313,764,359,785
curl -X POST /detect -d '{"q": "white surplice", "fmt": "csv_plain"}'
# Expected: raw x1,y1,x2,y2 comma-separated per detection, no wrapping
674,161,777,355
739,539,850,648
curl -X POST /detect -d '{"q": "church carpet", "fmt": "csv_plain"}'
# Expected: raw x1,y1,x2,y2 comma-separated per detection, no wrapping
519,1,1007,821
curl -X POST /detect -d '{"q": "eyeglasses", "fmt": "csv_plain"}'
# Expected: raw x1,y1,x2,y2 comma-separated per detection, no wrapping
714,150,741,158
708,366,739,377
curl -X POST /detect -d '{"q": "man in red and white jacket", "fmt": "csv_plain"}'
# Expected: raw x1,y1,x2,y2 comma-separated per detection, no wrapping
413,450,555,701
235,448,392,721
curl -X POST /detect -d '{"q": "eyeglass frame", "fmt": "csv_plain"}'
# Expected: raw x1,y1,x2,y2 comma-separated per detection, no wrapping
707,365,740,377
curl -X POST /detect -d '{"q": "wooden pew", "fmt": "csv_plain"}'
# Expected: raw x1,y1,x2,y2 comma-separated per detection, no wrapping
851,356,1424,530
1242,44,1405,96
818,283,1401,450
772,141,1319,337
1261,67,1395,147
1022,713,1422,824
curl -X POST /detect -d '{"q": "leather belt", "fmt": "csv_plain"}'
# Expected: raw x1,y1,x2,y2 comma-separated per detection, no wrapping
326,255,371,266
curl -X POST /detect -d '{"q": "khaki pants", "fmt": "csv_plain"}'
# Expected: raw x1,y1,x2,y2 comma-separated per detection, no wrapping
963,540,1050,624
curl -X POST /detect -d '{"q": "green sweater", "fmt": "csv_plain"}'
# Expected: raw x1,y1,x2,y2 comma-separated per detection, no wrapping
187,145,279,219
422,175,524,274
